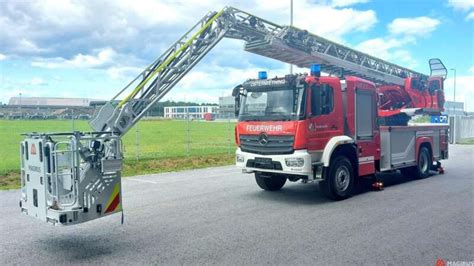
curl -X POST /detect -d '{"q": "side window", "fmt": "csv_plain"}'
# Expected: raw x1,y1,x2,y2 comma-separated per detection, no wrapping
311,84,334,116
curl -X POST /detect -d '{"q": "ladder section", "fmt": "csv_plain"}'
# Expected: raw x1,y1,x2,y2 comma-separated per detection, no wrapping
89,6,432,136
90,7,282,136
245,26,428,85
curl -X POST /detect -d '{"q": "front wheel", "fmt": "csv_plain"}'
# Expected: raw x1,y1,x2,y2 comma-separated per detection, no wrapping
255,172,286,191
319,156,355,200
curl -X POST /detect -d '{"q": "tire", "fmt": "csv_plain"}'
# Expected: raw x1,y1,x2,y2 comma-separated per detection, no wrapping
319,156,355,200
401,146,432,179
255,172,286,191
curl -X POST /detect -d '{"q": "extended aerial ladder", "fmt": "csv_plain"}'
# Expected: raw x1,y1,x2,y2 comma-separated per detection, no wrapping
89,6,443,137
20,6,446,225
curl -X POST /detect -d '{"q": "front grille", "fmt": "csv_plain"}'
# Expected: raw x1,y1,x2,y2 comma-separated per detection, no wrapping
240,135,294,155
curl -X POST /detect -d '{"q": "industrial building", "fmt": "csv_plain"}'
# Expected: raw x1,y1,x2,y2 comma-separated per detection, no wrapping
8,97,95,107
2,96,100,119
163,105,218,119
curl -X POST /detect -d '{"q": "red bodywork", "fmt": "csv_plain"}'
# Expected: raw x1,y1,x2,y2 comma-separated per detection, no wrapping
378,76,445,117
204,113,215,121
236,75,447,177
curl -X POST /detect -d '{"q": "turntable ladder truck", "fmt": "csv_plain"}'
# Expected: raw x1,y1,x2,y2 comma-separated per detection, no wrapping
19,6,448,226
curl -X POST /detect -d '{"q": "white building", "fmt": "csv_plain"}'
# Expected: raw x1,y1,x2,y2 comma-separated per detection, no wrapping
8,97,96,107
164,106,218,119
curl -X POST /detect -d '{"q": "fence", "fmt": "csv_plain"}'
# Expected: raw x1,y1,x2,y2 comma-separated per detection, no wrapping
451,116,474,143
0,118,237,175
125,118,236,161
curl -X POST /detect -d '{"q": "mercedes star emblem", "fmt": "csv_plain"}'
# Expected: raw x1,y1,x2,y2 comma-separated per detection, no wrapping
258,132,269,145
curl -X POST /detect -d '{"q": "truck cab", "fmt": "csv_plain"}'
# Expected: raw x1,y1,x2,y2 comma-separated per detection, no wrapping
234,66,448,200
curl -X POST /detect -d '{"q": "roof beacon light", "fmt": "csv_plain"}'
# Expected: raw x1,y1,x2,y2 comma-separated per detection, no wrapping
258,71,268,80
310,64,321,77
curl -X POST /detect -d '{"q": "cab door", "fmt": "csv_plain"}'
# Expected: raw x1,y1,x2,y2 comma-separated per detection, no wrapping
307,79,344,152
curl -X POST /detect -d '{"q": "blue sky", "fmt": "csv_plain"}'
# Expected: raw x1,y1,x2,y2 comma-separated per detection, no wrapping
0,0,473,110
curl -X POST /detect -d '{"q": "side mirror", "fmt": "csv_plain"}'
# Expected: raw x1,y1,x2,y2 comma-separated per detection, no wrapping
232,85,243,117
232,85,242,97
234,98,240,117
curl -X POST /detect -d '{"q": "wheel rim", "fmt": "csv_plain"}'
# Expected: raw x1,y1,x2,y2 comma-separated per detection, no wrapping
335,165,350,192
420,151,429,173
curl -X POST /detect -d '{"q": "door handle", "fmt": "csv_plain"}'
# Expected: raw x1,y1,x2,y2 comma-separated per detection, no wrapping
331,125,337,130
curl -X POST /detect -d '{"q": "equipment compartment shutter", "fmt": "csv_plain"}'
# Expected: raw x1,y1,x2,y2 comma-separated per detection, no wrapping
356,90,374,139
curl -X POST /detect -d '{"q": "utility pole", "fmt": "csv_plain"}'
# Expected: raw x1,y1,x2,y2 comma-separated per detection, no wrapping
186,106,190,157
71,108,75,131
135,122,140,161
450,68,456,115
19,92,22,120
449,68,457,144
289,0,293,74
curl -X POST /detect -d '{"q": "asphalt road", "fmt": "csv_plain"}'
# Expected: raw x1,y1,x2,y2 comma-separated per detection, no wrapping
1,145,473,265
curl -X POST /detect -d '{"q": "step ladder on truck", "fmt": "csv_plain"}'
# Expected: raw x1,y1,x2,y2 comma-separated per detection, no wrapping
19,6,449,225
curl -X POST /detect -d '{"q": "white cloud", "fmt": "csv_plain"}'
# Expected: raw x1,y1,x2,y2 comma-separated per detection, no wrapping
357,15,441,69
466,11,474,20
106,66,144,80
254,0,377,42
447,1,474,21
356,38,403,58
163,64,290,103
355,37,418,67
31,47,116,69
1,0,378,57
1,0,379,105
29,77,47,86
330,0,369,7
444,75,474,111
447,0,474,11
0,54,6,60
388,17,440,37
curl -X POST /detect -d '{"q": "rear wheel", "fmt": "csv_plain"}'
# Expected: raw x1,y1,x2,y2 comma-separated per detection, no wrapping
319,156,355,200
400,146,432,179
255,172,287,191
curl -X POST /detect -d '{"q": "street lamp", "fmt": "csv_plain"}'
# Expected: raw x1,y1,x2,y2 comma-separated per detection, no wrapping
19,92,22,120
449,68,457,144
450,68,456,116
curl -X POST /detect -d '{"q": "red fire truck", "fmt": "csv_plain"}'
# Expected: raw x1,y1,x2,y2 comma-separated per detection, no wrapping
234,65,449,200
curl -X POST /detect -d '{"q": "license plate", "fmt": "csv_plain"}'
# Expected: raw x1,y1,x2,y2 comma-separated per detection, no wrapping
255,157,272,165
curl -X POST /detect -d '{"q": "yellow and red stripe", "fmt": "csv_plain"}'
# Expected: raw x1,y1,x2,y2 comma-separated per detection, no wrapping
105,183,121,214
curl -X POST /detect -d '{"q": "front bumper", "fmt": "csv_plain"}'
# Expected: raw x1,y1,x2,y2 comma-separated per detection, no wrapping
235,148,312,177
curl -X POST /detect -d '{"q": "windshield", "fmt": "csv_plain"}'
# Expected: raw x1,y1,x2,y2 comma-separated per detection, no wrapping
239,86,305,121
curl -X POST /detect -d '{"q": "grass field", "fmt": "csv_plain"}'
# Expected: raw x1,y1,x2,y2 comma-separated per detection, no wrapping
458,138,474,145
0,119,236,189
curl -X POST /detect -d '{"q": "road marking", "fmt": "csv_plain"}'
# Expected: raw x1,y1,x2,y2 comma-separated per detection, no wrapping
127,178,158,184
126,171,241,185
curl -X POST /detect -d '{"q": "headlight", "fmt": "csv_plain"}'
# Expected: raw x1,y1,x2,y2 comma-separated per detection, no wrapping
285,157,304,167
236,154,245,163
